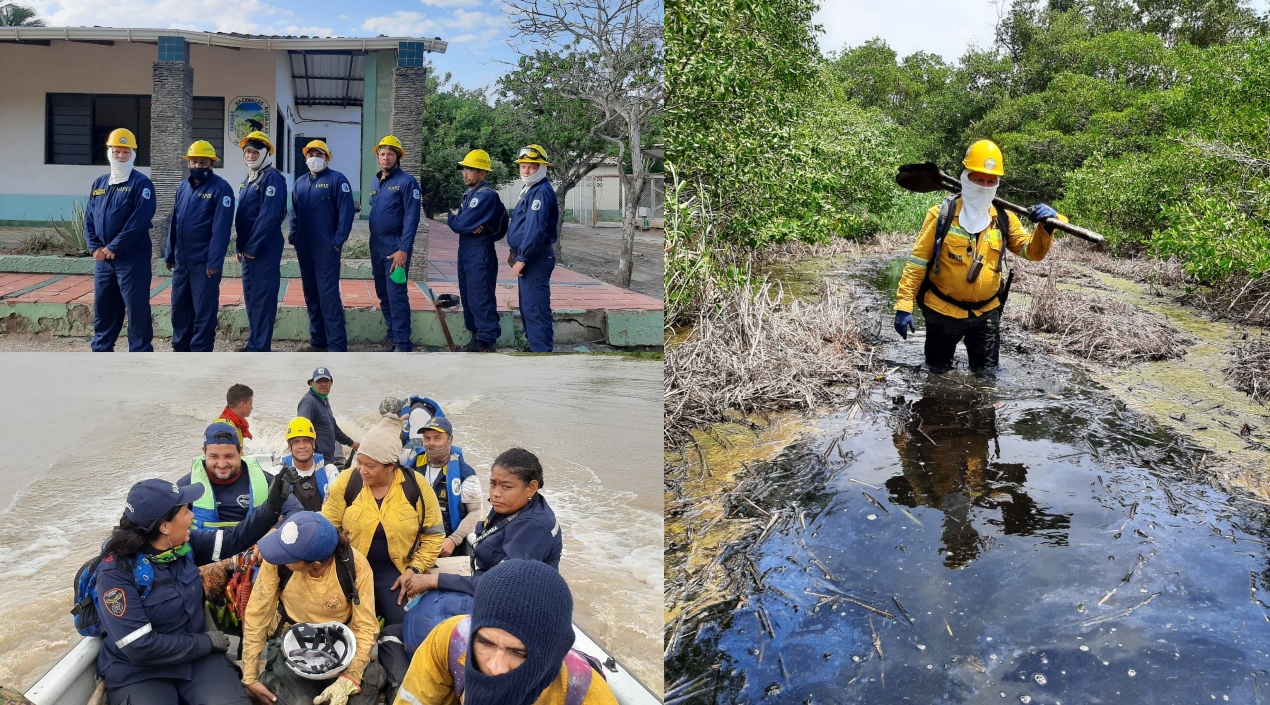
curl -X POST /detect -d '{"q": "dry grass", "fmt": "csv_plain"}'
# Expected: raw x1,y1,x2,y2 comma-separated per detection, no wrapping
1014,273,1191,364
1189,275,1270,327
1227,334,1270,403
664,277,878,447
760,232,911,265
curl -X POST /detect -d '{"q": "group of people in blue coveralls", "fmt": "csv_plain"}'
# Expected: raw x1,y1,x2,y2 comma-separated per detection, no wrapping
86,127,561,353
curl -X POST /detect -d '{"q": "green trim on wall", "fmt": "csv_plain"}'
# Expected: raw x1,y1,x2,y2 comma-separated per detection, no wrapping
0,194,86,223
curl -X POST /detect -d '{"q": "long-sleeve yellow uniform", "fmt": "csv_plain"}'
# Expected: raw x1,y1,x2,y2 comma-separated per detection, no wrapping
240,549,378,686
895,200,1063,319
392,615,619,705
322,468,445,574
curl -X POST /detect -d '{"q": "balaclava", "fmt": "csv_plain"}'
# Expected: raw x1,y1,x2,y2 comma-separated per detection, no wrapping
958,169,998,235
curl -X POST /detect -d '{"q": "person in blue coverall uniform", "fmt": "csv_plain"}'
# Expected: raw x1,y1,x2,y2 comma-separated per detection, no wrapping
85,128,157,352
233,130,288,352
163,140,235,352
506,145,559,352
448,149,506,352
92,475,294,705
368,135,422,352
290,140,355,352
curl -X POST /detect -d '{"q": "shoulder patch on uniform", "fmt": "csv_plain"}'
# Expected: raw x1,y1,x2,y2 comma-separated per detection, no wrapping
413,188,420,200
341,182,350,193
103,587,127,617
222,195,231,207
265,185,277,197
470,197,479,208
531,199,541,211
142,188,151,200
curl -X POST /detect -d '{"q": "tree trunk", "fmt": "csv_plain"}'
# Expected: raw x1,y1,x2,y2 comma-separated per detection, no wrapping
616,111,646,289
553,181,575,258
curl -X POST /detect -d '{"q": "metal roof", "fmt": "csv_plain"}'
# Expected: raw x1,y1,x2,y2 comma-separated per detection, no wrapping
0,27,447,53
289,50,365,107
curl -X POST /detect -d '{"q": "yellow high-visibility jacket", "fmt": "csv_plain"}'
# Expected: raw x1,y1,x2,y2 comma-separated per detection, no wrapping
323,468,445,574
895,200,1062,319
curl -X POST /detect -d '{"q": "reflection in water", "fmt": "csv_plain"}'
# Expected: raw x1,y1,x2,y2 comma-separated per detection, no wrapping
887,381,1071,568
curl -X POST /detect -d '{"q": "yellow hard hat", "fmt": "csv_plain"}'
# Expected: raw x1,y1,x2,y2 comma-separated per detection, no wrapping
458,149,492,171
303,140,332,159
182,140,220,162
106,128,138,149
514,144,552,166
238,130,275,155
285,417,317,441
963,139,1004,176
375,135,405,158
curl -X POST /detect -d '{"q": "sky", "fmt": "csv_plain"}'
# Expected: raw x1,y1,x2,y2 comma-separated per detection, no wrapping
24,0,524,92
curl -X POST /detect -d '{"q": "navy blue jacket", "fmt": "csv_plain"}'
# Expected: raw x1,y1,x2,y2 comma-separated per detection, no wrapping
93,504,279,688
163,174,235,269
447,184,505,239
436,493,561,596
297,389,355,461
288,168,356,249
506,179,558,263
368,167,422,254
84,170,156,261
235,166,288,258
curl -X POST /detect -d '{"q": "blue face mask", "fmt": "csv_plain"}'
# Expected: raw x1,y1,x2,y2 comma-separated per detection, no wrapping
190,167,212,182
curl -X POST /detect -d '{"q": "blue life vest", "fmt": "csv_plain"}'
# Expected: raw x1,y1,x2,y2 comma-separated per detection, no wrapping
278,452,338,500
397,395,447,444
414,446,474,534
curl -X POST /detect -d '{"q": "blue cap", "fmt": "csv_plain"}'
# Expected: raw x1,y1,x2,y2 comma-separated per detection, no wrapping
204,422,240,447
124,478,204,525
309,367,333,383
419,416,452,436
257,512,340,564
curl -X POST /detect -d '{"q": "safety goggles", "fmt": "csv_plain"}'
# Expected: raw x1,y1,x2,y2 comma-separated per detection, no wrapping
517,147,544,160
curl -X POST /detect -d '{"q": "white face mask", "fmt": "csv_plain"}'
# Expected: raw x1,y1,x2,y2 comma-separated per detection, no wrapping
306,156,327,174
520,164,547,188
107,148,135,185
958,170,998,234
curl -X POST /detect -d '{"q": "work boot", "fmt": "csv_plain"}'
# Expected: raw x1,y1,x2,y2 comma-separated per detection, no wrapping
235,344,249,352
461,339,494,353
297,343,328,353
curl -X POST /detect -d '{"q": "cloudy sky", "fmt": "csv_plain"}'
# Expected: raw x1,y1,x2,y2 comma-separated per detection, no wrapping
24,0,522,91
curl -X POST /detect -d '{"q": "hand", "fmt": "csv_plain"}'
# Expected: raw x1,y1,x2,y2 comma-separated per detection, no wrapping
246,682,277,703
235,253,242,263
351,441,360,452
102,247,116,260
511,260,525,277
334,246,341,254
242,253,256,260
313,675,360,705
207,268,220,278
208,630,231,653
265,470,294,514
894,311,915,340
1029,203,1057,223
388,250,408,270
439,537,456,557
506,251,516,267
472,225,484,235
164,260,173,271
391,570,436,604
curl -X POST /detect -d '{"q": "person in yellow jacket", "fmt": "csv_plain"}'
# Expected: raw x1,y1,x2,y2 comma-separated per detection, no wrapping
894,139,1067,373
394,559,617,705
241,512,386,705
323,413,444,626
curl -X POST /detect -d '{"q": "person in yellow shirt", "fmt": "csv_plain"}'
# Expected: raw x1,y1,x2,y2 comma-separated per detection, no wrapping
894,139,1066,373
240,512,385,705
323,414,444,626
393,559,617,705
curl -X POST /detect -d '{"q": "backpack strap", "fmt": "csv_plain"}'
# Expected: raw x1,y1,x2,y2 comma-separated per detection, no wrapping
334,544,359,606
448,616,472,697
344,471,363,506
930,195,957,276
562,651,596,705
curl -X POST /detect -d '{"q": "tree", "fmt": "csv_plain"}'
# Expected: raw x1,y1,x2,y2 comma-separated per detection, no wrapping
501,0,664,288
0,3,45,26
496,50,615,257
417,70,515,219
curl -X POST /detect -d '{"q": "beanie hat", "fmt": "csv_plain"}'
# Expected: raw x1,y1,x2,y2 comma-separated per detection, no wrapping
463,560,574,705
358,414,405,465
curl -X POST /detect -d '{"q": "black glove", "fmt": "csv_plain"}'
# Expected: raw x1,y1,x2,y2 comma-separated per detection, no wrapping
208,630,231,653
265,470,294,514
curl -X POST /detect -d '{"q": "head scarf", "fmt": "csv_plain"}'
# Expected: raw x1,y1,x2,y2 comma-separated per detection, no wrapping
107,148,135,185
958,169,998,234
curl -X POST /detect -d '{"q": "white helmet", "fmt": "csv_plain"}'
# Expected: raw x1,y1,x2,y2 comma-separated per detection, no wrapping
282,622,356,680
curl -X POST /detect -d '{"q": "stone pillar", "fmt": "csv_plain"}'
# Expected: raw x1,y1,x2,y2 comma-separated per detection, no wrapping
150,36,193,260
391,42,429,281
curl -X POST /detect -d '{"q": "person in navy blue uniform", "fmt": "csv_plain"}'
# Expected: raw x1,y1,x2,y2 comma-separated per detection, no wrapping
506,145,559,353
447,149,506,352
290,140,355,352
93,475,294,705
233,130,288,352
85,128,157,352
368,135,421,352
397,447,563,652
163,140,235,352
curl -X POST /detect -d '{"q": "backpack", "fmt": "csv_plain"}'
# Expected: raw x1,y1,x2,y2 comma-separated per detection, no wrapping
274,544,360,631
918,195,1015,312
484,187,510,242
344,470,431,562
71,548,156,637
446,616,604,705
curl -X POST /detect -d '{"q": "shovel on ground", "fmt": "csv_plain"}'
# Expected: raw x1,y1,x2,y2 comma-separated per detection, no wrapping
419,282,459,351
895,162,1105,244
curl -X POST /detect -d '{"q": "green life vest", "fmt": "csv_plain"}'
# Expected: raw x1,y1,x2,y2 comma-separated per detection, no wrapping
189,456,269,529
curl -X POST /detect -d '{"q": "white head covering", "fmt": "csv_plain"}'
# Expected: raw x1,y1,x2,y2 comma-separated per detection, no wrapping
107,148,135,185
958,169,998,234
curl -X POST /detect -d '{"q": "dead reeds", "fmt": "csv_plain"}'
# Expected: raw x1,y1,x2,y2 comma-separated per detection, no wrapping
1227,334,1270,403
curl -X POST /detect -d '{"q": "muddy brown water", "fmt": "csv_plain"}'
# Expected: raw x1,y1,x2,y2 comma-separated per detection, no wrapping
666,254,1270,703
0,354,662,694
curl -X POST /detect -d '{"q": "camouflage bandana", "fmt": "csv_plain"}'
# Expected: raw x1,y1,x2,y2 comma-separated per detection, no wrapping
149,543,192,563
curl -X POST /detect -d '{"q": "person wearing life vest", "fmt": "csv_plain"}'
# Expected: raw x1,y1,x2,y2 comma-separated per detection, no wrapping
298,367,360,466
214,383,254,446
368,136,422,352
290,140,356,353
92,476,292,704
241,512,385,705
85,128,157,353
402,415,480,557
894,139,1065,373
235,130,289,352
164,140,235,352
178,422,295,529
275,416,342,513
448,150,507,352
506,145,559,352
398,448,563,653
393,559,617,705
322,414,445,626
